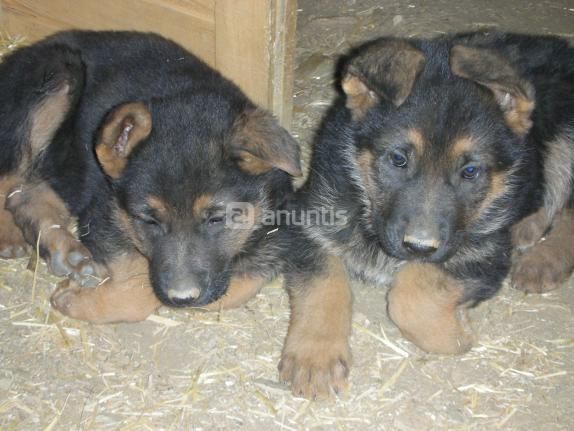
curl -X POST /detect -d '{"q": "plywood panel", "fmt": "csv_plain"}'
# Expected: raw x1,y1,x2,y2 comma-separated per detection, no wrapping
0,0,216,65
214,0,297,127
215,0,270,108
0,0,297,124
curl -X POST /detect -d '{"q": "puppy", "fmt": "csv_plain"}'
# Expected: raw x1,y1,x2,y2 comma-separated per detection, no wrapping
279,32,574,398
0,31,301,323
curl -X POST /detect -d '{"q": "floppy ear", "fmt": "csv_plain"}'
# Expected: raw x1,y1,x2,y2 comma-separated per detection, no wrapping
450,45,535,136
96,102,152,178
341,40,426,118
229,108,302,177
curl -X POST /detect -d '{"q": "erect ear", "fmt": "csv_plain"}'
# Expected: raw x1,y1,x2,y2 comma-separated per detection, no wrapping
341,40,426,118
229,108,302,177
450,45,535,136
96,102,152,178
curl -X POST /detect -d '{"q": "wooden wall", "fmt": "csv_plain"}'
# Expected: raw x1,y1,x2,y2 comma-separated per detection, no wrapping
0,0,297,126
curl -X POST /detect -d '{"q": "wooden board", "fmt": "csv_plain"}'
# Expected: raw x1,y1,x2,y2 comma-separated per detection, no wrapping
215,0,297,126
268,0,297,128
0,0,297,126
1,0,216,65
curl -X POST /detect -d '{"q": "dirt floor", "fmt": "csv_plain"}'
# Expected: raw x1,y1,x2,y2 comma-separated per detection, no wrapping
1,1,574,430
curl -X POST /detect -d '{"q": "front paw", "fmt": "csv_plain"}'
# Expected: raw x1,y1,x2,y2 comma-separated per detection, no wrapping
50,281,90,320
511,211,548,249
512,244,573,293
388,263,475,355
0,223,28,259
278,339,351,400
44,233,107,287
0,242,28,259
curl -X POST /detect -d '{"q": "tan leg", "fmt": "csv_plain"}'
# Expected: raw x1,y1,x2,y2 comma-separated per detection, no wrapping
1,76,78,261
52,255,268,323
202,274,267,311
511,208,550,249
51,253,161,323
387,263,474,354
0,175,28,258
279,256,352,399
512,209,574,293
6,181,107,285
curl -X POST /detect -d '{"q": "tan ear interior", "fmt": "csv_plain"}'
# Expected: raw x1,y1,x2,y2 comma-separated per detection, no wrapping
341,40,426,119
96,102,152,178
341,75,379,120
450,45,535,136
230,109,302,177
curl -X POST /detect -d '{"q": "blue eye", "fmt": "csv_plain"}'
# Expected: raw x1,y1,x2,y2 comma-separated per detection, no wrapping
462,165,480,180
390,151,408,168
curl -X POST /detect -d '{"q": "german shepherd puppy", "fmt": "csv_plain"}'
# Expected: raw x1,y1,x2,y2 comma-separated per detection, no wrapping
278,32,574,398
0,31,301,323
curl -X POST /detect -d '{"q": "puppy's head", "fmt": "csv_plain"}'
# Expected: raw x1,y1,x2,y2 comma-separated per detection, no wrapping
341,38,534,263
95,94,300,306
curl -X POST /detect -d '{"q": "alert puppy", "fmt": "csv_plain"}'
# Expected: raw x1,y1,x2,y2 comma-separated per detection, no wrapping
279,32,574,398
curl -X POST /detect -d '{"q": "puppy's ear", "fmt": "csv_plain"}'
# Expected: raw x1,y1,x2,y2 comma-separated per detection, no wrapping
341,40,426,118
450,45,535,136
229,108,302,177
96,102,152,178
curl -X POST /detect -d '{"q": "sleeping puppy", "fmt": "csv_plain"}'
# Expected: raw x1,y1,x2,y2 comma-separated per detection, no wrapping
0,31,300,327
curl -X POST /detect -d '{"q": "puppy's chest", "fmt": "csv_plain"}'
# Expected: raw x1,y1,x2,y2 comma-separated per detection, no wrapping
314,228,399,287
342,245,400,288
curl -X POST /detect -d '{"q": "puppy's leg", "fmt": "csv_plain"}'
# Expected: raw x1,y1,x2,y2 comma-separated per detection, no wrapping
279,256,352,399
0,79,74,260
0,176,28,258
6,181,107,285
52,261,268,323
51,253,161,323
387,263,474,354
511,208,550,249
202,274,268,310
512,208,574,293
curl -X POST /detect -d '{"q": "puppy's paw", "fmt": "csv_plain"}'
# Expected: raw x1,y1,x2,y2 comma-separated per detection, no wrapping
512,243,573,293
0,242,28,259
44,232,107,287
50,281,91,321
388,264,475,355
0,221,28,259
511,211,549,249
390,304,474,355
279,340,351,400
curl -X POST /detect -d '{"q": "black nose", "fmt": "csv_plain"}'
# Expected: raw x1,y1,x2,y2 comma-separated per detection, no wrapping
402,234,439,257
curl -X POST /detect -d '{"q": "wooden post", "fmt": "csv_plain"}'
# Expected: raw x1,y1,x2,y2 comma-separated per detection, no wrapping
215,0,297,128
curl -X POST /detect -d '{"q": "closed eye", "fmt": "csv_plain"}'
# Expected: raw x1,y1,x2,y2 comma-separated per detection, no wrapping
134,212,167,234
208,215,225,225
137,213,160,225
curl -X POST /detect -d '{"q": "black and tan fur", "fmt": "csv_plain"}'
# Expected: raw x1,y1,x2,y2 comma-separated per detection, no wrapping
279,31,574,398
0,32,303,359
